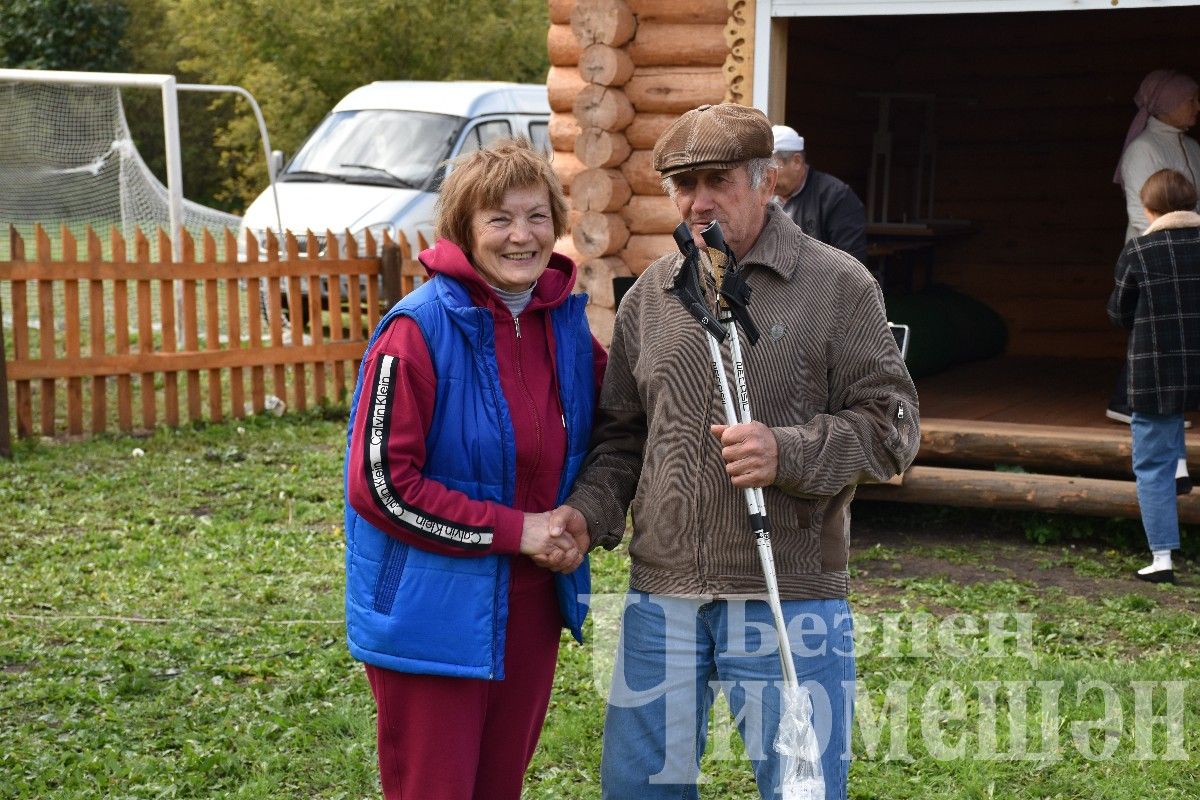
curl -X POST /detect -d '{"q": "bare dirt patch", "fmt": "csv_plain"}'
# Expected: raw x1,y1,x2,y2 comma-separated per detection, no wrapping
849,509,1200,612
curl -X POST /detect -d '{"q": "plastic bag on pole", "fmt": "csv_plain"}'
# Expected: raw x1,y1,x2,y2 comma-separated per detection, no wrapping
775,682,824,800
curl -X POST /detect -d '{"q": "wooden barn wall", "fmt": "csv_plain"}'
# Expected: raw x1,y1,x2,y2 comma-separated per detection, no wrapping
783,8,1200,358
547,0,741,345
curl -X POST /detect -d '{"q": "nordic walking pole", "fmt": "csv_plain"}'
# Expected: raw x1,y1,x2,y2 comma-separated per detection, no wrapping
669,220,823,799
697,222,796,683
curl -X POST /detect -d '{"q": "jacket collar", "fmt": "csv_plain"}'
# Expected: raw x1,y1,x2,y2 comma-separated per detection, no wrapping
740,203,806,281
1145,210,1200,234
1146,115,1188,136
659,204,805,290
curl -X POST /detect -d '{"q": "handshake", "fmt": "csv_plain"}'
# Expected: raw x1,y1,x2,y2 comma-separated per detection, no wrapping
520,504,591,573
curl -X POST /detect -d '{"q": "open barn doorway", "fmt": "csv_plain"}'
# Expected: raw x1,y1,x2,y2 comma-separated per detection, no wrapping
771,4,1200,429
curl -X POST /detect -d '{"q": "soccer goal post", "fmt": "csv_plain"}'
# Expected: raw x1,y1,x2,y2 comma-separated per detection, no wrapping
0,68,280,261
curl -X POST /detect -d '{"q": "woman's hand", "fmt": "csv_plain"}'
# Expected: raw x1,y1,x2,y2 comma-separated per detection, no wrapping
520,511,585,573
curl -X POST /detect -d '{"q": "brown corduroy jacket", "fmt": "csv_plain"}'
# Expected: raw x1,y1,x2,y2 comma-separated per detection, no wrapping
567,205,920,599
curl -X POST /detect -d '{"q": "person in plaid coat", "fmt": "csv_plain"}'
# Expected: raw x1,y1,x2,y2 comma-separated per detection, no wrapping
1108,168,1200,584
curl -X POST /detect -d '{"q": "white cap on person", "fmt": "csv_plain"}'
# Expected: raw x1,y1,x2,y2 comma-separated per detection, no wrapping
771,125,805,154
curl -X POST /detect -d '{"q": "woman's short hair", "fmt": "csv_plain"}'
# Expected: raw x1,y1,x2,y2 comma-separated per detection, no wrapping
435,138,569,252
1140,168,1199,215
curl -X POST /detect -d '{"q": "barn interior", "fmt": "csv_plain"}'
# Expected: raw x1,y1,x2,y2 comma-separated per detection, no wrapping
779,5,1200,431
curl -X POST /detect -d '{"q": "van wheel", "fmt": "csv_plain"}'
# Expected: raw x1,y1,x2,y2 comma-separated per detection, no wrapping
283,292,312,330
258,287,311,333
258,282,383,338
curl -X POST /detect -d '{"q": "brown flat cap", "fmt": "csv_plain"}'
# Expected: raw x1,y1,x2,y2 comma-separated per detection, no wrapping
652,103,774,178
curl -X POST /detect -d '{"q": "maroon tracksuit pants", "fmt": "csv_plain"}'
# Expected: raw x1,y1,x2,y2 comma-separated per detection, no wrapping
365,556,564,800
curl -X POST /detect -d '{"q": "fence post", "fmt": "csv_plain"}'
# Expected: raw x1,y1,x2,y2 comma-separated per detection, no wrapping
381,240,402,310
0,301,9,459
0,230,11,458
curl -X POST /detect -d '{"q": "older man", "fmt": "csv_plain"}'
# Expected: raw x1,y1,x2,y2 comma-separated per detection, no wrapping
556,104,919,799
772,124,868,264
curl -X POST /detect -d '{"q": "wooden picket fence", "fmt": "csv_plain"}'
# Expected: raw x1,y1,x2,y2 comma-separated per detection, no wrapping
0,224,425,452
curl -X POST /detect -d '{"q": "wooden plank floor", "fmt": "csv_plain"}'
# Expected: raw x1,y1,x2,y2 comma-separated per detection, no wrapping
915,355,1200,430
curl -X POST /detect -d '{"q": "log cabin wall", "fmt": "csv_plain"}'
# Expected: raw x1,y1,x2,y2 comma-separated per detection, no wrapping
781,7,1200,359
547,0,753,344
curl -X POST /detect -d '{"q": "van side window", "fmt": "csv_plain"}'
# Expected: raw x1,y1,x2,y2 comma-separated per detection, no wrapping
459,120,514,155
529,121,550,155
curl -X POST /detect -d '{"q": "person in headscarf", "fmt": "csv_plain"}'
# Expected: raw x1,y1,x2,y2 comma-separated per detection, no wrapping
1115,69,1200,241
1108,70,1200,439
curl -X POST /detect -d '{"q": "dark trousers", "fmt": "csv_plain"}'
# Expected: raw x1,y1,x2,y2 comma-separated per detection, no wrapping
1110,362,1129,409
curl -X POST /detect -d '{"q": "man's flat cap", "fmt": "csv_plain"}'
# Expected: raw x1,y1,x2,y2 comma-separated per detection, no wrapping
652,103,774,178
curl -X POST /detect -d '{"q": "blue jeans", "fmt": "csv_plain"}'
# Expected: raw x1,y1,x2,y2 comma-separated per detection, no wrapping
600,592,855,800
1131,411,1184,552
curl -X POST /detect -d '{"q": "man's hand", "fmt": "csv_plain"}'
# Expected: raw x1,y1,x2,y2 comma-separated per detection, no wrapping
521,508,587,573
710,421,778,488
549,504,591,555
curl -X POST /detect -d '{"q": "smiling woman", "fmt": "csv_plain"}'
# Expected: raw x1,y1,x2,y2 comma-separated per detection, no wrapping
468,184,557,292
341,137,607,800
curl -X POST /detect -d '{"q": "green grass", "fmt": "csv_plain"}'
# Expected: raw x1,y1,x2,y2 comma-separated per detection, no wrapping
2,415,1199,798
1,413,369,798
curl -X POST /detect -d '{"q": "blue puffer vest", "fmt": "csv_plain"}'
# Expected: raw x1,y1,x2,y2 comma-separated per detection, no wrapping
343,273,594,679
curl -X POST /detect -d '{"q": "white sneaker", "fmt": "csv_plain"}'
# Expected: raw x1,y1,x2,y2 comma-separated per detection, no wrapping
1105,406,1132,424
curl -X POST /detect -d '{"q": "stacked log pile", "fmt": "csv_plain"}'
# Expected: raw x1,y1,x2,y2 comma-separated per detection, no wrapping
548,0,738,343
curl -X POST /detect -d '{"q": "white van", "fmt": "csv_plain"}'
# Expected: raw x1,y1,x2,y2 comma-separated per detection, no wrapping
240,80,551,257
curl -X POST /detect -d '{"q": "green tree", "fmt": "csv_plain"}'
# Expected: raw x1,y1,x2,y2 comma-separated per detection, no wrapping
2,0,552,214
119,0,234,211
0,0,130,71
157,0,551,210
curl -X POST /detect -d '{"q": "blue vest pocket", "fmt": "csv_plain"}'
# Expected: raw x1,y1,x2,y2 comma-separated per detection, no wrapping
372,548,505,676
372,538,410,614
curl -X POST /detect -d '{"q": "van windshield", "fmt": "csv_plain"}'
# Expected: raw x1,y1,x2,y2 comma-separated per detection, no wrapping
282,110,463,188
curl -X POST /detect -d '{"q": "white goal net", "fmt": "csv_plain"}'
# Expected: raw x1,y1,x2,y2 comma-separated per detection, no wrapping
0,80,240,260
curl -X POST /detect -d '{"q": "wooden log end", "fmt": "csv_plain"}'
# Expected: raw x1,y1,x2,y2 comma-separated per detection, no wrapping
548,66,587,113
585,302,616,348
573,84,636,132
553,150,588,196
572,211,630,259
548,23,582,66
571,168,633,213
571,0,637,48
574,128,633,170
576,255,633,308
579,43,636,86
620,234,675,276
622,193,681,235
